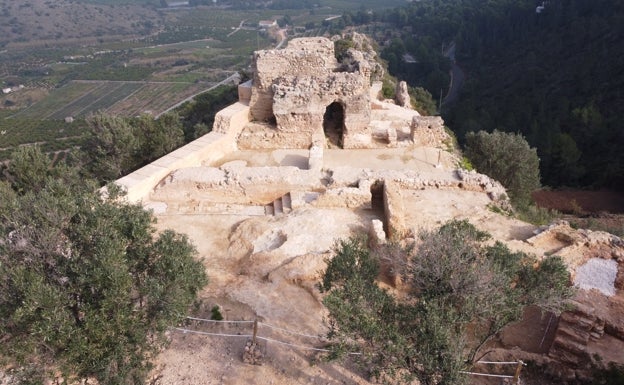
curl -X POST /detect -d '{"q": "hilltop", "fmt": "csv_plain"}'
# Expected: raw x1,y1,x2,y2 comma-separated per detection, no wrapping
107,37,624,385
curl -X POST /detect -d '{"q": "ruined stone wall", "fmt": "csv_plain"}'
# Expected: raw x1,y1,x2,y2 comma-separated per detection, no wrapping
383,180,406,239
238,80,252,104
249,37,338,121
411,116,450,148
114,102,249,203
246,37,373,148
151,165,320,207
271,72,371,148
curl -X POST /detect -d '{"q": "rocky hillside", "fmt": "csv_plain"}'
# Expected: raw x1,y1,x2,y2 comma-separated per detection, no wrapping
0,0,161,46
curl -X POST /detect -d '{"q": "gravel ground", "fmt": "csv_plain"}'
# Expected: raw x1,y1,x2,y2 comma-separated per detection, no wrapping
574,258,618,296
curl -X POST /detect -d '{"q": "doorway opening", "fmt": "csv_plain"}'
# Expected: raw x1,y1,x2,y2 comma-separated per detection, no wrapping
323,101,345,148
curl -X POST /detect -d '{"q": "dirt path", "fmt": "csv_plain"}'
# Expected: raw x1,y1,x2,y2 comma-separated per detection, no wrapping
227,19,247,37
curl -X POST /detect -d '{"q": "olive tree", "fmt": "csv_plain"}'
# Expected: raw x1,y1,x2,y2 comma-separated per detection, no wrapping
321,220,573,385
464,130,541,206
81,112,185,183
0,147,207,384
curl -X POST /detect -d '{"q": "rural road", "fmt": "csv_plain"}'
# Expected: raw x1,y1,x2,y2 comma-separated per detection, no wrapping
227,19,247,37
275,29,287,49
442,42,465,106
156,72,241,118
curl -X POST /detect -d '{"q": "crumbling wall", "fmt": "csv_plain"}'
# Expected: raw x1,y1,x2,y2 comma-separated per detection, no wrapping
271,72,371,148
238,80,252,104
521,222,624,373
383,180,406,239
313,179,372,209
411,116,450,148
152,165,321,206
247,37,372,149
249,37,338,121
395,81,411,108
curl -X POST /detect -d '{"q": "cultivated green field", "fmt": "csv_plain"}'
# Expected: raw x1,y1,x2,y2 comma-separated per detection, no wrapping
0,109,85,160
9,80,219,120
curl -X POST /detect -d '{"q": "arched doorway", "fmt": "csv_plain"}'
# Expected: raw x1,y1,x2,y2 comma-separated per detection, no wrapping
323,101,345,148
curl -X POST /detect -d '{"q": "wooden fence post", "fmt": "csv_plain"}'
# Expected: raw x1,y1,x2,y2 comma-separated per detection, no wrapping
252,318,258,345
513,360,524,385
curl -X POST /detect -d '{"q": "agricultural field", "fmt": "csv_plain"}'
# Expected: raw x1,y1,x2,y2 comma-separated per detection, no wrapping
8,80,220,119
0,0,407,158
0,109,86,161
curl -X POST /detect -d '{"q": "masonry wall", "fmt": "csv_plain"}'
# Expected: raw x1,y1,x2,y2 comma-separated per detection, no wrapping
383,180,406,239
249,38,338,121
271,72,371,148
114,102,249,203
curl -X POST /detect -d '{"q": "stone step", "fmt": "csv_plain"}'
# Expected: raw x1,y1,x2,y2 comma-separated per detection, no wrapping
555,324,590,345
273,197,283,215
265,204,274,216
282,193,292,213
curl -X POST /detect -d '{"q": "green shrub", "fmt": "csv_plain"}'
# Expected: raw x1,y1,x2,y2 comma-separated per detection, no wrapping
210,305,224,321
465,130,540,207
458,156,474,171
516,204,559,226
321,220,574,385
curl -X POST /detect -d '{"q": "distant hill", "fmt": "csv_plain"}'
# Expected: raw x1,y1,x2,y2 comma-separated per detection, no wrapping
0,0,162,46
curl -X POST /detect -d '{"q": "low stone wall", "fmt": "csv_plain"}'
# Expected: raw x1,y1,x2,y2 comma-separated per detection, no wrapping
152,165,321,206
115,102,250,203
327,167,507,202
313,180,372,209
383,180,406,239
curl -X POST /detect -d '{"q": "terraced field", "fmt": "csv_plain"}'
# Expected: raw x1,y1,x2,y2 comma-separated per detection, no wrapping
106,82,208,116
0,110,86,160
9,80,214,119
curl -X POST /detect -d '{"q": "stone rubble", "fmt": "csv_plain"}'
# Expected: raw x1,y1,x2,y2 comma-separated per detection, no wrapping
242,340,264,365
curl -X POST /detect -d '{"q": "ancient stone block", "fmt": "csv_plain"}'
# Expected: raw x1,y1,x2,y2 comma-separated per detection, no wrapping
395,81,411,109
410,116,449,148
383,180,406,239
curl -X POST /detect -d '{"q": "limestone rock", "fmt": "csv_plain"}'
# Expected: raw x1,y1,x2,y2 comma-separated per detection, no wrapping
395,81,411,109
455,169,508,201
243,340,264,365
384,180,406,239
410,116,449,148
369,219,386,248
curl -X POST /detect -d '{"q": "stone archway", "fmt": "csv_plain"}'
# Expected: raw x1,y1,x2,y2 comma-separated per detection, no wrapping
323,101,345,148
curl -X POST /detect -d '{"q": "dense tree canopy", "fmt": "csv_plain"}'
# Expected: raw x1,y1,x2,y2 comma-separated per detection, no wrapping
341,0,624,189
81,112,185,182
0,147,207,384
79,84,238,184
321,220,573,385
464,130,541,207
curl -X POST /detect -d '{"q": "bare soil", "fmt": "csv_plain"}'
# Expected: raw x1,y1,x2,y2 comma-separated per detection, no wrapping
533,189,624,236
149,183,543,385
533,189,624,214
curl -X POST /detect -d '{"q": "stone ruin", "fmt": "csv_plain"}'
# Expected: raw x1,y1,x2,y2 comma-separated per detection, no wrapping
111,35,624,383
239,37,373,149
